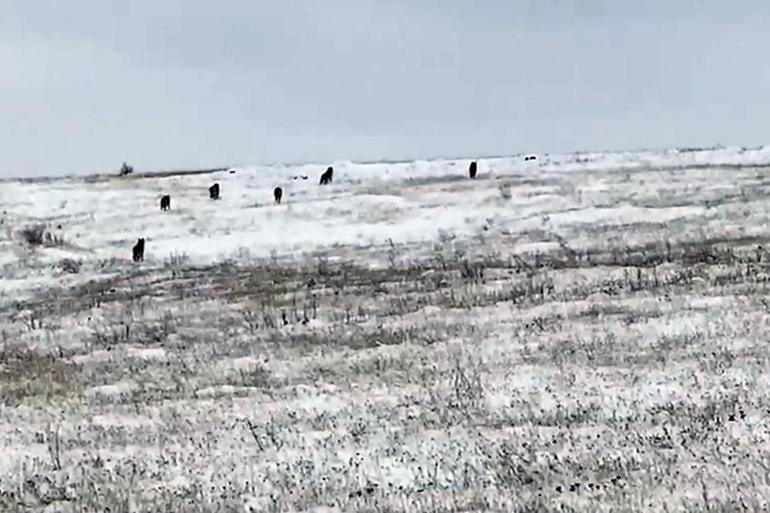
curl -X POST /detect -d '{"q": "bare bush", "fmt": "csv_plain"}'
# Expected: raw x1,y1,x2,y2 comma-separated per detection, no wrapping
448,352,485,413
19,224,65,247
164,251,189,274
19,224,46,245
46,423,62,471
59,258,81,274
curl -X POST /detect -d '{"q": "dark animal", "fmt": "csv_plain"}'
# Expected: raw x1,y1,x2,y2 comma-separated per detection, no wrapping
132,238,145,262
274,186,283,204
319,166,334,185
119,162,133,176
524,155,537,161
469,161,477,179
160,195,171,211
209,183,220,200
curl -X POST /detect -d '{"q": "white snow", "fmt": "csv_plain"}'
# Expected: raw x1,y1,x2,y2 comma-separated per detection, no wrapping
3,145,770,306
83,381,136,398
2,145,770,511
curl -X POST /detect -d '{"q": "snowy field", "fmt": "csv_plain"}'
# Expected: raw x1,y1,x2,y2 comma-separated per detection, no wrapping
2,145,770,511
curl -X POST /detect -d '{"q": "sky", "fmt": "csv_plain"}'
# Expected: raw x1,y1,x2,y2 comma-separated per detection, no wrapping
2,0,770,178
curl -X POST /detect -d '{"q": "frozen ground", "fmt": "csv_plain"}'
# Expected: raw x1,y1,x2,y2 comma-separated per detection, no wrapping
2,145,770,511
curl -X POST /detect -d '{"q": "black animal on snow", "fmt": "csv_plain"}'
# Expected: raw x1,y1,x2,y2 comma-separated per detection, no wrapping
160,195,171,211
209,183,220,200
524,155,537,161
469,161,477,179
132,238,145,262
274,186,283,204
119,162,134,176
319,166,333,185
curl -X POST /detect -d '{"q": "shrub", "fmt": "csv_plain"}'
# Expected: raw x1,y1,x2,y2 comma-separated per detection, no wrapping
19,224,65,247
60,258,81,274
19,224,46,245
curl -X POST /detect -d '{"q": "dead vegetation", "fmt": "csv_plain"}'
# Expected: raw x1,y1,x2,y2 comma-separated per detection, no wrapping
0,345,82,406
10,230,770,325
18,223,66,247
3,228,770,512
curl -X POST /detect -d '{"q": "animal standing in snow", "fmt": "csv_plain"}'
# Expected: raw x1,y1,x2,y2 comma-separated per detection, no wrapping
160,195,171,211
524,155,537,161
469,161,477,179
319,166,333,185
132,238,145,262
119,162,134,176
274,187,283,204
209,183,220,200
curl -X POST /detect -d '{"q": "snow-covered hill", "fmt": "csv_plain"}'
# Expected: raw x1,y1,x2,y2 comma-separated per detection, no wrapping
3,145,770,512
3,145,770,305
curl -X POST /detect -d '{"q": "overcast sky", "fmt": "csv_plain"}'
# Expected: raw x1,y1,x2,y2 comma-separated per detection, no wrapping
2,0,770,177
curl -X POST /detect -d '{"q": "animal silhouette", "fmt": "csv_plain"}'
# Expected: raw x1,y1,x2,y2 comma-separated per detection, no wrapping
319,166,333,185
132,238,145,262
160,195,171,211
119,162,133,176
209,183,220,200
274,186,283,204
469,161,477,179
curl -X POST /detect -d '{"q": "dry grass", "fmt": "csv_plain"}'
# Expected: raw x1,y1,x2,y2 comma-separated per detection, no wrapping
4,160,770,511
18,224,66,247
2,231,770,512
0,346,82,406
